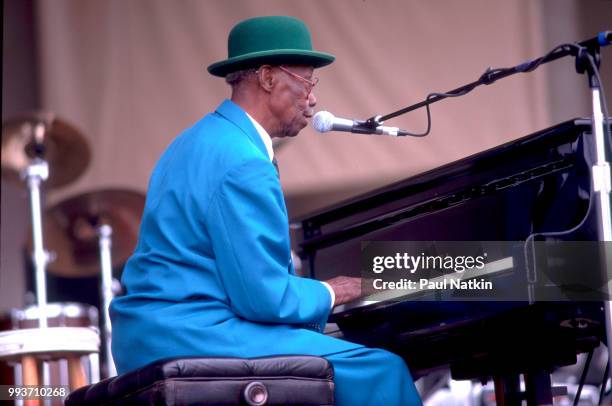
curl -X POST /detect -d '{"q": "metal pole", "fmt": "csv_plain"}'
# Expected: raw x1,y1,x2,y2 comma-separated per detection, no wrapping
591,89,612,241
98,224,117,377
25,158,49,329
589,87,612,382
21,122,54,394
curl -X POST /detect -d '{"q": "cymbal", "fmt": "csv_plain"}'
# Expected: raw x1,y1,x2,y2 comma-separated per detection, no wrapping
2,112,91,188
28,188,146,277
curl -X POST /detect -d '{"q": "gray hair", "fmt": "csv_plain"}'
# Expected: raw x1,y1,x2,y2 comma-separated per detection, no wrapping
225,68,258,86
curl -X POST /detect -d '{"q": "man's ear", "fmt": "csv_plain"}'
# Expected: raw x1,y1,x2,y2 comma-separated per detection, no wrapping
257,65,275,93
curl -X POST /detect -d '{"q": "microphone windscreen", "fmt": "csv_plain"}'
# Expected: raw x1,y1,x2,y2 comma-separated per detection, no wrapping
312,111,334,133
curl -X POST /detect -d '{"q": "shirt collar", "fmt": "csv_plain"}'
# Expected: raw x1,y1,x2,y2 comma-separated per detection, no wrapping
245,112,274,162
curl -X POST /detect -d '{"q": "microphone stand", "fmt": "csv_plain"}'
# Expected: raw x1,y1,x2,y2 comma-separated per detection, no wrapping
366,32,612,377
583,56,612,383
364,31,611,127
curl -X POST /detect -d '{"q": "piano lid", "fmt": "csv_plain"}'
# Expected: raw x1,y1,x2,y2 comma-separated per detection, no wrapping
298,118,608,255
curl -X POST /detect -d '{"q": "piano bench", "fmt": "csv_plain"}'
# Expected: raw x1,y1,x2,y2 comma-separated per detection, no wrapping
65,355,335,405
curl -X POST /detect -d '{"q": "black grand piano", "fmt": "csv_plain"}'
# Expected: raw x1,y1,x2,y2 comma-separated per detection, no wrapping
296,118,610,404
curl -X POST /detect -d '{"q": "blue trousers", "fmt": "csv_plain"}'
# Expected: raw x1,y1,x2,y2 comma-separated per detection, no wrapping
326,347,422,405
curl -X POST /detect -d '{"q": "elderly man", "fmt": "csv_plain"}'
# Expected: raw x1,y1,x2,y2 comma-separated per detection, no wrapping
110,16,421,405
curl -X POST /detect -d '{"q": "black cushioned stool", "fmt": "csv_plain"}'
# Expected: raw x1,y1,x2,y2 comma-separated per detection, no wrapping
65,355,335,405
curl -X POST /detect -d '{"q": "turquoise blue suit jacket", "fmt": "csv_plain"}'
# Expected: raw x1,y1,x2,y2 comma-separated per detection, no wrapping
110,100,362,373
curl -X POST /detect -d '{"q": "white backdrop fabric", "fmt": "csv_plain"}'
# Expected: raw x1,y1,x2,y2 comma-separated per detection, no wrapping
34,0,605,217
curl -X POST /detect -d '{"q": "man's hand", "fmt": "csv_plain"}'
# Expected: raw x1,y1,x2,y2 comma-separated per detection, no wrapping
325,276,362,306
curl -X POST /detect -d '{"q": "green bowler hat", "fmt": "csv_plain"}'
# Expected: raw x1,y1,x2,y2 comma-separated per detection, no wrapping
207,16,335,77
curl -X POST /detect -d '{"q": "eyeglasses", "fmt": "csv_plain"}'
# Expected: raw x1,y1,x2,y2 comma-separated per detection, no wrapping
277,65,319,97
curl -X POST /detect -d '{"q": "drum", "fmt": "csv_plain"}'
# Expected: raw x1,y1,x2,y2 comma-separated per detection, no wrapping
10,302,98,329
0,303,99,404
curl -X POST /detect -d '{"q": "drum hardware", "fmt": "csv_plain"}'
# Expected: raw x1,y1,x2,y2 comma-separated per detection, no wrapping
0,303,100,405
0,326,100,401
21,121,51,331
11,303,99,329
2,112,91,189
3,113,143,381
2,113,96,396
28,188,145,278
97,224,116,377
25,189,145,378
111,278,123,296
2,113,91,329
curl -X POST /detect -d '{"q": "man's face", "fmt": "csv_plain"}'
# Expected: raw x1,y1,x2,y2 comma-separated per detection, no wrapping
268,65,317,138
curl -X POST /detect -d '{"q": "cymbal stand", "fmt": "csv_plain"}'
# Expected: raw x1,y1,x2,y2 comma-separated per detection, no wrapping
22,122,51,328
21,122,53,401
98,224,117,377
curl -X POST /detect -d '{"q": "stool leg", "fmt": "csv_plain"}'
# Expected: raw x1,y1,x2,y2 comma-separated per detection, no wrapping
21,356,40,406
67,356,87,390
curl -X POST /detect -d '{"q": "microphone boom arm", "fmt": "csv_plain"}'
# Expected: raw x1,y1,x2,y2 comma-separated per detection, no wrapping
365,31,611,127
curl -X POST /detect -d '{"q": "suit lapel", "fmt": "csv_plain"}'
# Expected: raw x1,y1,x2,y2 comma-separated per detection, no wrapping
215,99,269,160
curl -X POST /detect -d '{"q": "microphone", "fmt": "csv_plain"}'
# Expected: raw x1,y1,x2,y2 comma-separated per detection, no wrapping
313,111,409,136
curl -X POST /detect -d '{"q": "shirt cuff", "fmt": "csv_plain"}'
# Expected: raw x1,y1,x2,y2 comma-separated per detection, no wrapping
320,281,335,309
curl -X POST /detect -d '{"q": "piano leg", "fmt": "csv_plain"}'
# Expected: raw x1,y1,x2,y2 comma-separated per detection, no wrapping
523,371,553,406
494,371,558,406
493,374,521,406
